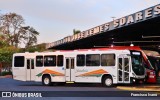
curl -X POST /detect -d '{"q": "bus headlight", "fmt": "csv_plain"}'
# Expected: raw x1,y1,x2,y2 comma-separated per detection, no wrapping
133,79,136,82
150,71,155,75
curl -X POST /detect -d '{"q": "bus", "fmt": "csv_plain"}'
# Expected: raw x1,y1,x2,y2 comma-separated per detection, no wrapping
94,46,156,83
147,56,160,83
12,49,145,87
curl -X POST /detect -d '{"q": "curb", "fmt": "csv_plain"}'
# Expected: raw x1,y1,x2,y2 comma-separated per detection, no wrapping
117,86,160,91
0,75,13,78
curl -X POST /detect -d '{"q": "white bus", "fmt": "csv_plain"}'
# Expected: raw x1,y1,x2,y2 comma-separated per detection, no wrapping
12,49,145,87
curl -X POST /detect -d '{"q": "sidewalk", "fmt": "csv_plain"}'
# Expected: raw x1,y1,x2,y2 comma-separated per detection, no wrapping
117,84,160,91
0,75,12,78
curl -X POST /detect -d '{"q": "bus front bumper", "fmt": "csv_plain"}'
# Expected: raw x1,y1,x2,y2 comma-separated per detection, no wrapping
130,77,145,84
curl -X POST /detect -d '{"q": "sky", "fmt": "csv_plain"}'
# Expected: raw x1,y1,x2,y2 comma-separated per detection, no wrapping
0,0,160,46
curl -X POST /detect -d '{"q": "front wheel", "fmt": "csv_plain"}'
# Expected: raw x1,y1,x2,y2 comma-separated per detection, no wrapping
102,76,113,87
42,75,51,86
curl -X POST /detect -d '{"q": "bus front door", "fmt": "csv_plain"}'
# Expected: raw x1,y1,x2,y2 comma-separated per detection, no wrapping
65,58,75,82
118,56,130,83
26,59,35,81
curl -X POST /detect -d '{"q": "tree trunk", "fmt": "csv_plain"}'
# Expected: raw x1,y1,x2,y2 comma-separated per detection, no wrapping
15,43,18,48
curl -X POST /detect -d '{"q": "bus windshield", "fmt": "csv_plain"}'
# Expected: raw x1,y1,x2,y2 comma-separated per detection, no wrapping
131,51,145,75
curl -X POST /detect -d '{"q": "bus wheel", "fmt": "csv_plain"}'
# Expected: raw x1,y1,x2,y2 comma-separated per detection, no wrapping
42,75,51,86
102,76,113,87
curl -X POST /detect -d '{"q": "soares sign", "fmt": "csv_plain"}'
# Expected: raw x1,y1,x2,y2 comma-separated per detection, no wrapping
114,4,160,28
46,4,160,48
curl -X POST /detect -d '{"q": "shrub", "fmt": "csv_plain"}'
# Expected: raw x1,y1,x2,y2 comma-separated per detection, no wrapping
1,71,12,76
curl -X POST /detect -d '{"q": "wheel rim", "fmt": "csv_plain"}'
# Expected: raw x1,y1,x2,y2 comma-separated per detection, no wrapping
44,77,50,85
105,78,112,86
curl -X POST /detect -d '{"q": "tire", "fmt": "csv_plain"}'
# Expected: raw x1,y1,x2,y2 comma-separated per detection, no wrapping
102,76,113,87
42,75,51,86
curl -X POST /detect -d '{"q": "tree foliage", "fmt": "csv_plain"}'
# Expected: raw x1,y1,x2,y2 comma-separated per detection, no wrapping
0,46,19,63
0,12,40,72
24,43,46,52
73,29,81,35
22,26,39,48
0,46,19,72
0,13,25,47
0,12,39,48
0,34,9,48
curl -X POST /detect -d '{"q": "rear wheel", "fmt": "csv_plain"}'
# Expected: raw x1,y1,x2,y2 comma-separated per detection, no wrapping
42,75,51,86
102,76,113,87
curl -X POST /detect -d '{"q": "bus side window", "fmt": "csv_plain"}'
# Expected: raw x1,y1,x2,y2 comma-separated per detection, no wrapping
14,56,25,67
57,55,63,67
101,54,115,66
77,55,85,67
44,55,56,67
36,56,43,67
86,54,100,66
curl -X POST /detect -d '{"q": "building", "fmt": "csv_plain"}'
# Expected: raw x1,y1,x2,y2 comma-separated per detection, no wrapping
46,4,160,53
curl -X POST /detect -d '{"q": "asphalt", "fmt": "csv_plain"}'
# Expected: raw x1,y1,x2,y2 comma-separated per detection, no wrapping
0,78,160,100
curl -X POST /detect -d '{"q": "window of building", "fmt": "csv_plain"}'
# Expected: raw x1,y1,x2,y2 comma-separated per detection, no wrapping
86,54,100,66
14,56,25,67
44,55,56,66
77,55,85,66
36,56,43,67
101,54,115,66
57,55,63,67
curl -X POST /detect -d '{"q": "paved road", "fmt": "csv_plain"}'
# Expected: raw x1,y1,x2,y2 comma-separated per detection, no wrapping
0,78,159,100
0,78,119,91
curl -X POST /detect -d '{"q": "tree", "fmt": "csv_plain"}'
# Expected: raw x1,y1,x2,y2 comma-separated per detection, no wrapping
0,27,9,47
0,12,39,48
73,29,81,35
24,43,46,52
22,26,39,48
0,12,40,74
0,46,19,73
0,34,8,48
0,13,25,47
